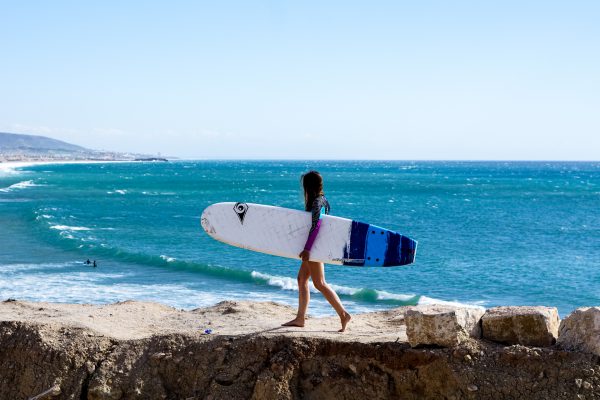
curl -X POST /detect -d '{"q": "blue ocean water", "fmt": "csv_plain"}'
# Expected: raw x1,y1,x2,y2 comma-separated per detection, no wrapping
1,160,599,317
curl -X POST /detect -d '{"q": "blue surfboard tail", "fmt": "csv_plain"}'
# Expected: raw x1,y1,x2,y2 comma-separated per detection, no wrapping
342,221,417,267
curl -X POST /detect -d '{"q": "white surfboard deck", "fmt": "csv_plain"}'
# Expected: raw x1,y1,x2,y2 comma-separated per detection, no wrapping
201,202,418,267
201,202,351,265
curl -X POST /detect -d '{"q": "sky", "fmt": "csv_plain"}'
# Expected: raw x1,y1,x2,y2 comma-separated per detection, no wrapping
0,1,599,160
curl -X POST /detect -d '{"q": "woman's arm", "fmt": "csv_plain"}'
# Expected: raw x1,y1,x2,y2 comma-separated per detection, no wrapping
303,197,325,252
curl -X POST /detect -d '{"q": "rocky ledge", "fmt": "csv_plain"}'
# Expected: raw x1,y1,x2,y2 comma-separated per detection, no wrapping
1,300,600,399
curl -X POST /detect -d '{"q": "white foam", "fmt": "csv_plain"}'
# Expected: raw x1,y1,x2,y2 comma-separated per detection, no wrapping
0,162,37,175
142,191,176,196
50,225,91,231
0,262,77,273
0,180,38,192
0,266,422,316
35,214,54,221
251,271,307,291
0,273,221,310
418,295,486,310
372,289,419,301
160,255,176,263
0,160,117,177
251,271,417,302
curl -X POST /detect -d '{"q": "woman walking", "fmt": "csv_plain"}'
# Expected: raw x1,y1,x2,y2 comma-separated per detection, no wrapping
282,171,352,332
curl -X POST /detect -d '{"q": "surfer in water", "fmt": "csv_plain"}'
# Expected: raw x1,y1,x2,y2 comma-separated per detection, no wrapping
282,171,352,332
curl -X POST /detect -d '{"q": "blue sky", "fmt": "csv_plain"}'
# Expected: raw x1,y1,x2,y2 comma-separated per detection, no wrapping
0,1,598,159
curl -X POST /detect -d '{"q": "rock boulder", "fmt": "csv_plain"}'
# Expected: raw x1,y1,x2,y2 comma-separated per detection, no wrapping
558,307,600,356
482,306,559,347
405,305,485,347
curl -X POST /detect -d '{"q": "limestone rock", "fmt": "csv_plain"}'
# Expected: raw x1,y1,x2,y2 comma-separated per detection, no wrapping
558,307,600,356
405,305,485,347
3,304,600,399
482,306,559,347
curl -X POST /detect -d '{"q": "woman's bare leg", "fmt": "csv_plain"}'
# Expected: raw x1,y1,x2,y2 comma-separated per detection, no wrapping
282,261,311,327
308,261,352,332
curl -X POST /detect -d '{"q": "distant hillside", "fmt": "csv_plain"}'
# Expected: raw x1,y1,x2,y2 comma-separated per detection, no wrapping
0,132,155,162
0,132,87,153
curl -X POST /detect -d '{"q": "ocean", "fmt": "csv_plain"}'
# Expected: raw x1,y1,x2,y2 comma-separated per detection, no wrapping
1,160,599,317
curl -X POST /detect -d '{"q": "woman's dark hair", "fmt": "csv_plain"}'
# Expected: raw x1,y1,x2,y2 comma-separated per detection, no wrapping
301,170,324,211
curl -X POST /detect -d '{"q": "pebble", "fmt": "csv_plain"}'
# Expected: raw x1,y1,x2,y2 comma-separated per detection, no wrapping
467,384,478,392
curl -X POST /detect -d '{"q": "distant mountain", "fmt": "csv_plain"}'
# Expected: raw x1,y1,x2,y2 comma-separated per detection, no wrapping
0,132,88,153
0,132,158,162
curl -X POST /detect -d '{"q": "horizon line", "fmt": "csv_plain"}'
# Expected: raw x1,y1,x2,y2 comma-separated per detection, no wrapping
174,158,600,163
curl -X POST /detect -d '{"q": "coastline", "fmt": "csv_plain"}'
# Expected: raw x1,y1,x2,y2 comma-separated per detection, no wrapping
2,299,600,399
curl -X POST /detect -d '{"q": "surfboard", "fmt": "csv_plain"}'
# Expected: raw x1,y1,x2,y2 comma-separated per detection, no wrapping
201,202,417,267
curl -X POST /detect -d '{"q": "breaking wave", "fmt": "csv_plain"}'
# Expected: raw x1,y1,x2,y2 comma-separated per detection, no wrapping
0,180,39,192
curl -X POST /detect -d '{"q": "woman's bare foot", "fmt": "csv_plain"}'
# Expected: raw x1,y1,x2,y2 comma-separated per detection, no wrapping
338,312,352,332
282,317,305,327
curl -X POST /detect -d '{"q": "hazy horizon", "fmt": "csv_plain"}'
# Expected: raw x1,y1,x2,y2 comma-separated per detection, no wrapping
1,1,599,161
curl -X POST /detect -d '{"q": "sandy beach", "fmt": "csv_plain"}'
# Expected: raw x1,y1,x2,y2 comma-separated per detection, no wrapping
0,298,407,342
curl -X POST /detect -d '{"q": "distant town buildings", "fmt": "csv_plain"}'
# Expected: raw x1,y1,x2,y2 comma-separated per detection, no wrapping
0,151,141,163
